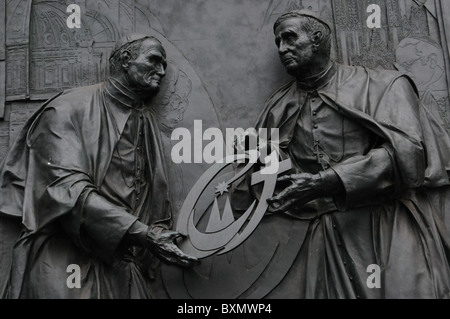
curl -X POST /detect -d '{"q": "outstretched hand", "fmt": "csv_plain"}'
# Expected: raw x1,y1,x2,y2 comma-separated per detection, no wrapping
266,173,323,213
146,230,199,268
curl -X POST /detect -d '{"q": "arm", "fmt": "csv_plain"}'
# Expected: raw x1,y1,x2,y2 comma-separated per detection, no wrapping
267,145,397,213
61,188,198,268
27,104,197,268
268,77,424,212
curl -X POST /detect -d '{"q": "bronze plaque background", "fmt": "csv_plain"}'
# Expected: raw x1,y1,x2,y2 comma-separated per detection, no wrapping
0,0,449,299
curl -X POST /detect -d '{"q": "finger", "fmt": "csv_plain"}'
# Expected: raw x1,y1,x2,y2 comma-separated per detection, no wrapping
162,243,199,262
172,249,199,263
167,231,187,241
166,256,200,269
179,256,200,267
266,199,282,212
266,195,287,211
266,196,282,207
180,258,201,268
267,198,297,213
159,246,200,268
177,252,201,266
268,185,296,203
276,174,293,183
158,231,185,242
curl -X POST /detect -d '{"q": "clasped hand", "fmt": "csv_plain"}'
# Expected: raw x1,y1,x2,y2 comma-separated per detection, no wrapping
146,230,199,268
266,173,323,213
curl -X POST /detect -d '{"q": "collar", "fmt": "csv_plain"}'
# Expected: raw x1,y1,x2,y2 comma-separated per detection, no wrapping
103,78,144,136
104,77,144,110
296,62,337,92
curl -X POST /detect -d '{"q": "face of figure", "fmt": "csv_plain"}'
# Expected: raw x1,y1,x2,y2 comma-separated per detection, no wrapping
274,17,316,77
124,39,167,95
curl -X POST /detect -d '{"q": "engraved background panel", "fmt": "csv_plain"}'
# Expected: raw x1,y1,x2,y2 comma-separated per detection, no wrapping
1,0,449,161
0,0,449,300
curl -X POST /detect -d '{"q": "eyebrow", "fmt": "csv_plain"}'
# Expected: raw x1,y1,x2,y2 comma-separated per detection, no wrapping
275,29,298,42
147,50,167,62
143,46,165,55
145,51,168,68
279,28,298,37
145,50,163,57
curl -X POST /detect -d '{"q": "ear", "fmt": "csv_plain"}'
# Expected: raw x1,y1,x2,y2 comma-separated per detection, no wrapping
121,50,132,69
311,31,323,47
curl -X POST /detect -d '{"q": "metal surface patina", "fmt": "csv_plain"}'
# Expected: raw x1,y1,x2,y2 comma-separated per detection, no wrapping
0,1,449,300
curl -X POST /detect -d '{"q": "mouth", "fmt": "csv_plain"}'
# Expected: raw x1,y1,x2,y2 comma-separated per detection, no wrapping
281,56,295,65
150,78,161,85
145,74,161,86
143,69,158,81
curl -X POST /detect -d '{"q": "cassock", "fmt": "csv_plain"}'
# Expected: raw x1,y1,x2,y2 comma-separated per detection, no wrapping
235,62,450,298
0,78,173,298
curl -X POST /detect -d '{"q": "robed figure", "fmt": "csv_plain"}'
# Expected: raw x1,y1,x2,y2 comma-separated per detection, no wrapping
0,34,197,299
234,10,450,299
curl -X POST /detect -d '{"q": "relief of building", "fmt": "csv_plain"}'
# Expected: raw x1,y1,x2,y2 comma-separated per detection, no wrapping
0,0,449,299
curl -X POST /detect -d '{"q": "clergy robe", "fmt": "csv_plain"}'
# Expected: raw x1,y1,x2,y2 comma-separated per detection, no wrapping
236,62,450,298
0,79,173,298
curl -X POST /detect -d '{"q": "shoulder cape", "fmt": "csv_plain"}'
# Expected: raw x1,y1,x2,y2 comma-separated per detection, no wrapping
0,83,172,232
256,63,450,189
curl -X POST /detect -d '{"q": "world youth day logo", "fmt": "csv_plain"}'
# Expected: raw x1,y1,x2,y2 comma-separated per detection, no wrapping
172,126,292,259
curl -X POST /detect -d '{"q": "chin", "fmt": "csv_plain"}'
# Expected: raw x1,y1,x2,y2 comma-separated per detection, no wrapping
141,85,160,96
284,66,300,77
150,84,161,92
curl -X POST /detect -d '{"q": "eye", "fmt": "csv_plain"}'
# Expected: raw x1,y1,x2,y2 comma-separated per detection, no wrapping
286,33,297,44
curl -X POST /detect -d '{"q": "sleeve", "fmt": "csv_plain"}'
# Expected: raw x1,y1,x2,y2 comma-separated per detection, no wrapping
327,144,398,210
23,104,95,232
59,191,140,261
325,76,426,210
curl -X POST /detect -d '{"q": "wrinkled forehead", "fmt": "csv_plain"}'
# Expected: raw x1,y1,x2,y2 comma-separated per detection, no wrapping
140,39,166,57
275,17,306,36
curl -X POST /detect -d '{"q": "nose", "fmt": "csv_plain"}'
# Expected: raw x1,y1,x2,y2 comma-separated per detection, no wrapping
156,63,166,78
278,40,289,55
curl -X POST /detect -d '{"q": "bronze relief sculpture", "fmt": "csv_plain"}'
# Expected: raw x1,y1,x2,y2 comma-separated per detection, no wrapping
0,34,198,299
0,2,449,300
256,10,450,298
